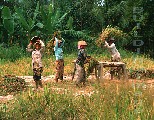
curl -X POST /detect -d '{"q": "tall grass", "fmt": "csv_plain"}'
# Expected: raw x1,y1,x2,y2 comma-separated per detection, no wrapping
0,48,154,76
0,45,154,119
0,81,153,120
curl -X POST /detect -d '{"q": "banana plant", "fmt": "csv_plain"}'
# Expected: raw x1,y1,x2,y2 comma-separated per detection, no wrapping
40,4,69,37
14,1,43,40
1,6,14,44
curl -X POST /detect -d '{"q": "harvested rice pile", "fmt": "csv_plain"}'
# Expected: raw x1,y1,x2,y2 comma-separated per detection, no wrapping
96,25,126,47
0,75,27,96
46,31,61,55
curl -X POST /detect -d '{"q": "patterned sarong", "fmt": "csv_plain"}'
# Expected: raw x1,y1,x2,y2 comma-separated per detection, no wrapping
75,64,86,85
55,59,64,80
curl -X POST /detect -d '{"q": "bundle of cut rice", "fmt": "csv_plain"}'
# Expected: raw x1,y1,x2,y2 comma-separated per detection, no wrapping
86,57,99,78
46,31,61,55
96,25,125,47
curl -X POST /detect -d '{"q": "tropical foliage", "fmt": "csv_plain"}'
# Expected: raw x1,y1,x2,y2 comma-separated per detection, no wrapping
0,0,153,57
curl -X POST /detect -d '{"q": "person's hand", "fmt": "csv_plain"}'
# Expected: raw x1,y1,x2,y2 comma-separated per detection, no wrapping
54,31,57,37
104,41,107,47
30,41,33,44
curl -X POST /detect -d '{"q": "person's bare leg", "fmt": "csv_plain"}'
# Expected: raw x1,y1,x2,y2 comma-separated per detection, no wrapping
35,80,39,89
39,80,43,88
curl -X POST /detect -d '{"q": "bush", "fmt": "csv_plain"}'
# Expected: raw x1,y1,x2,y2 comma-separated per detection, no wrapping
0,44,26,62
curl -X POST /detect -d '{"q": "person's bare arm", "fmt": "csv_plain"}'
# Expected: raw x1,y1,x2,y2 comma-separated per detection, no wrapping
104,41,115,49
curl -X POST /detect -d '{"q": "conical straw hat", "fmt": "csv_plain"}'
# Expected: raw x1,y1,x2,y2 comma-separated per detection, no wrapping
78,41,87,46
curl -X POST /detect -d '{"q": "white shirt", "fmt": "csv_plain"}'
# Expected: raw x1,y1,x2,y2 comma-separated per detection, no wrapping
104,41,121,61
26,40,45,69
32,50,43,69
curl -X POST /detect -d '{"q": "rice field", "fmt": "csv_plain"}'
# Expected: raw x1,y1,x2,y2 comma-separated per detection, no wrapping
0,51,154,120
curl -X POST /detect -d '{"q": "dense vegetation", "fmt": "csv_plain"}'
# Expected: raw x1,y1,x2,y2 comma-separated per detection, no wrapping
0,1,154,119
0,0,154,57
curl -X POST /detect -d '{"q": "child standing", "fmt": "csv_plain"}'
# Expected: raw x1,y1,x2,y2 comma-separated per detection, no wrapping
54,36,65,82
26,36,45,89
75,40,87,87
104,37,121,79
104,37,121,62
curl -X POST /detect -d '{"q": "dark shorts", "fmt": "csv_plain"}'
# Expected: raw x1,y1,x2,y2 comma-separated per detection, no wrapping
33,75,41,81
33,67,43,81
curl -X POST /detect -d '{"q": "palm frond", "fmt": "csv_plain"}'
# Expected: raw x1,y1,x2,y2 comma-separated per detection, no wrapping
61,30,95,42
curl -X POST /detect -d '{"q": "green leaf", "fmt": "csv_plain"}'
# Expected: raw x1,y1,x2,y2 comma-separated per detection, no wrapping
27,18,33,28
2,6,11,19
33,1,40,21
3,19,14,34
31,23,44,33
49,4,53,13
62,30,94,42
40,6,47,22
36,23,44,28
66,16,73,30
59,12,68,23
15,8,30,31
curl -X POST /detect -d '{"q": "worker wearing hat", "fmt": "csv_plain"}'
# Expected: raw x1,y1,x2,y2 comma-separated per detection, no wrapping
53,34,65,83
26,36,45,90
75,40,87,87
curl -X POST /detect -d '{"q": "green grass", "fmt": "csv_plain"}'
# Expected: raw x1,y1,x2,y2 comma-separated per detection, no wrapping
0,52,154,77
0,44,154,76
0,47,154,120
0,81,153,120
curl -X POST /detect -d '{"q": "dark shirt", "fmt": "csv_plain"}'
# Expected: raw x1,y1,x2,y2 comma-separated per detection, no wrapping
76,49,87,67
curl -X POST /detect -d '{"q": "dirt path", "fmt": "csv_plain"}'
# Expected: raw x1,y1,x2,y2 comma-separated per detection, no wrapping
0,75,153,103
